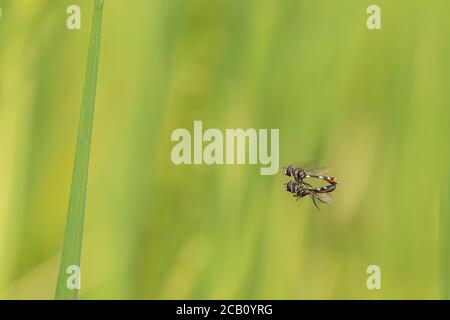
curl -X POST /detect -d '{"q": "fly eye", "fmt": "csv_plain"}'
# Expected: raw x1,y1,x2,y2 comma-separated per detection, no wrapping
285,166,292,176
284,183,289,191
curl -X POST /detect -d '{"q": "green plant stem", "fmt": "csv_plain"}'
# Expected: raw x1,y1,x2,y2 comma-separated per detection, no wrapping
55,0,104,300
442,170,450,300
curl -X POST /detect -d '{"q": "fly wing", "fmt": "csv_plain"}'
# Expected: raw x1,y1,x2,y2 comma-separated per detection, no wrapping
311,192,333,204
305,166,332,176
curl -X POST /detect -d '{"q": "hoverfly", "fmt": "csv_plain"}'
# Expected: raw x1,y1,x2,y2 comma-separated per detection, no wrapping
285,180,335,209
284,165,338,186
283,165,339,209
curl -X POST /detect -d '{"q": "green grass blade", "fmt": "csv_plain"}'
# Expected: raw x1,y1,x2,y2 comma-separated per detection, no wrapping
441,170,450,300
55,0,104,300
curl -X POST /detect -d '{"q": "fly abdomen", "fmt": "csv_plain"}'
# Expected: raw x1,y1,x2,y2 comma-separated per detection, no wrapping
310,184,336,193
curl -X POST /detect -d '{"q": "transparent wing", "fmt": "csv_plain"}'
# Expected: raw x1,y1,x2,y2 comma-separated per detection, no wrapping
310,192,333,204
305,166,332,176
282,162,331,175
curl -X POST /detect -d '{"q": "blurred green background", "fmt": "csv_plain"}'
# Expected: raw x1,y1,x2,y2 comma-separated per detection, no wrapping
0,0,449,299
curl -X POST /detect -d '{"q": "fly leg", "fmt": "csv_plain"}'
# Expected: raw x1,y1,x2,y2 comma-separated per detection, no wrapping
310,194,320,210
302,181,313,188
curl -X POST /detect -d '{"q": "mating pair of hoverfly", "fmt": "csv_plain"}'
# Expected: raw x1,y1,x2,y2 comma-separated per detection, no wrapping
284,165,339,209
